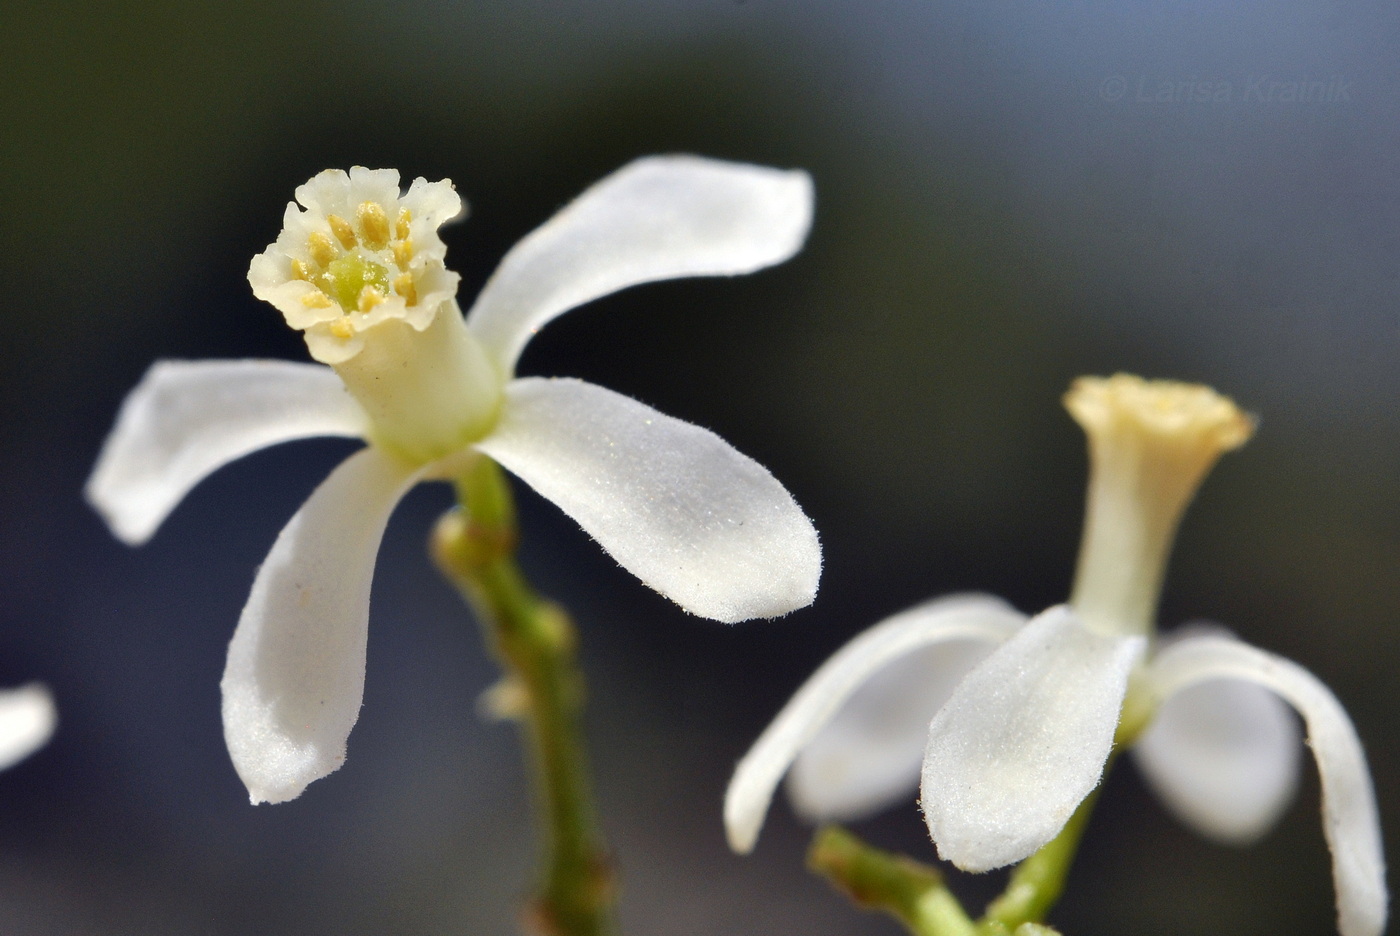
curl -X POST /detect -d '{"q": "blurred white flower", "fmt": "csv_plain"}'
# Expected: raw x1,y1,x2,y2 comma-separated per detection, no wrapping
88,157,822,805
726,375,1386,936
0,683,56,771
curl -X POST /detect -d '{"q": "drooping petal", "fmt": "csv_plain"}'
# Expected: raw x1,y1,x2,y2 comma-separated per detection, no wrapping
788,636,1004,823
86,360,367,545
1134,627,1302,844
1149,634,1387,936
921,605,1145,872
0,683,56,771
725,594,1024,853
220,447,422,804
464,155,814,375
476,377,820,623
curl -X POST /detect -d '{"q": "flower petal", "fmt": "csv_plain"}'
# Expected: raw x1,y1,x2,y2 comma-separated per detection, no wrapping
788,636,1005,823
464,155,814,374
725,594,1024,853
921,605,1145,872
1134,627,1302,844
476,377,820,622
86,360,367,545
0,683,56,771
1149,634,1387,936
220,447,421,804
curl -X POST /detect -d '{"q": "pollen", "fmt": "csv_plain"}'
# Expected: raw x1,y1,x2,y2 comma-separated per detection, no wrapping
357,286,386,314
395,208,411,241
358,202,390,250
327,215,357,249
290,259,310,281
329,316,355,340
394,273,417,306
301,292,334,309
307,232,337,268
393,239,414,268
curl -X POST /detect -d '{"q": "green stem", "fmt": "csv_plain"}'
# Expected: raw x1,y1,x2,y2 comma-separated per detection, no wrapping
432,456,618,936
807,826,976,936
811,754,1119,936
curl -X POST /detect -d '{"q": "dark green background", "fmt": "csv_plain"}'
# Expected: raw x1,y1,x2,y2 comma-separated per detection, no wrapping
0,1,1396,933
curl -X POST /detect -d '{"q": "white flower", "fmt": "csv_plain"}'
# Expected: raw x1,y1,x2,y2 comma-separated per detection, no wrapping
87,156,822,805
726,375,1386,936
0,683,56,771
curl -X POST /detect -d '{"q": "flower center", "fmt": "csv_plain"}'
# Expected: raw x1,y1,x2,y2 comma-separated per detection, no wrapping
324,253,391,314
292,203,420,334
1065,374,1253,637
249,169,499,464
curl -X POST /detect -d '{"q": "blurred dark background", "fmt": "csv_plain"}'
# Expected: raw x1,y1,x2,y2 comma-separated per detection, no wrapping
1,1,1397,933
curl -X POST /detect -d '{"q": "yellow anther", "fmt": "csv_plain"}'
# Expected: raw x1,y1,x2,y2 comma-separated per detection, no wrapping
329,316,355,340
357,202,390,250
301,291,334,309
307,232,337,268
395,208,411,241
357,286,386,313
394,273,417,306
289,259,310,281
392,239,414,268
327,215,357,249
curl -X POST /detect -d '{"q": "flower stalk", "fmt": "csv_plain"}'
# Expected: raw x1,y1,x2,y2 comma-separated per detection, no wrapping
807,826,976,936
807,822,1083,936
432,456,618,936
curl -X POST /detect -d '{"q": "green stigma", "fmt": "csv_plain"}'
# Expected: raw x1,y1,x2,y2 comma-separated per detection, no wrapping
321,253,390,312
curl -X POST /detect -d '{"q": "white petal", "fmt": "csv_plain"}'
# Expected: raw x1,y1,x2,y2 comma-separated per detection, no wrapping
477,377,820,623
1149,635,1387,936
724,594,1025,853
789,615,1018,823
220,447,421,804
86,360,367,545
464,155,814,374
0,683,56,771
1135,627,1301,844
921,605,1145,872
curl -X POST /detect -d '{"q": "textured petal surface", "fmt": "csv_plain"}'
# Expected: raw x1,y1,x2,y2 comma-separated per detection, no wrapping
0,683,56,771
1135,628,1301,844
86,360,366,544
724,594,1025,853
477,377,820,622
465,155,813,374
921,605,1145,872
1150,634,1387,936
221,447,421,804
787,601,1022,824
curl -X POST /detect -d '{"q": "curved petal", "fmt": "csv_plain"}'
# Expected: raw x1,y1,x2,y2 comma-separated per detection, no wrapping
86,360,367,545
464,155,814,375
220,447,422,804
476,377,820,623
1149,634,1387,936
921,605,1145,872
1134,627,1301,844
788,639,1004,823
725,594,1024,853
0,683,56,771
